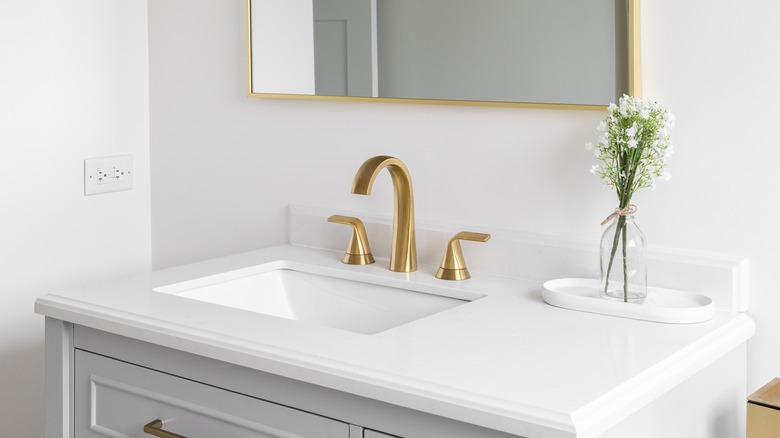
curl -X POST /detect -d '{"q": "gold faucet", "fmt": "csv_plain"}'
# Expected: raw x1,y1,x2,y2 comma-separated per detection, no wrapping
351,156,416,272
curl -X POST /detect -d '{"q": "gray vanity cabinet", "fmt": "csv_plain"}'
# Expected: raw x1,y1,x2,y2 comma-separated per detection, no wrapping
74,350,350,437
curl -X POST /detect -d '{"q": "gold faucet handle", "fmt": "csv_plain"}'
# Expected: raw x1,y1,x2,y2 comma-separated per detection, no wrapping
327,215,376,265
436,231,491,281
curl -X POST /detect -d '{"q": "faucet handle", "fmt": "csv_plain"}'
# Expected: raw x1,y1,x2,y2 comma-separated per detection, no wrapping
436,231,491,281
327,215,376,265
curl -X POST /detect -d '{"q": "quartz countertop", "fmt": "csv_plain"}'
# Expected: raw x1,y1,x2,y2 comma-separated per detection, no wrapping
34,245,754,438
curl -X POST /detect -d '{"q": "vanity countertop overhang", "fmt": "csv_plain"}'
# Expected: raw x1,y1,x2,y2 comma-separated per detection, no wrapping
34,244,755,438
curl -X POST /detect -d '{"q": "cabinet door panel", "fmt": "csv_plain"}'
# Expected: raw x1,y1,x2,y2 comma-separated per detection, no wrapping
74,350,348,438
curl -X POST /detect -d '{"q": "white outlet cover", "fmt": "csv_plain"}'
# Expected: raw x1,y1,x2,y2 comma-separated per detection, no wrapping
84,155,133,195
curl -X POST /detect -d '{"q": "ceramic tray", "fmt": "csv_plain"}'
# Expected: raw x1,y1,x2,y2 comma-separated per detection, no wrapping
541,278,714,324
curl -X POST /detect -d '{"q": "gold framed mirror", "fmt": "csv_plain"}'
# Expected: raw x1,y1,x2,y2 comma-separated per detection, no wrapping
247,0,641,110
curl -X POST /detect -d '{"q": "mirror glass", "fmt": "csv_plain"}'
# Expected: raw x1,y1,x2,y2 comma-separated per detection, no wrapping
248,0,639,109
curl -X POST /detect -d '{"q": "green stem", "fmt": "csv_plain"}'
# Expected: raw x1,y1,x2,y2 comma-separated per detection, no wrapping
622,222,628,302
603,215,626,297
604,132,645,300
604,121,649,301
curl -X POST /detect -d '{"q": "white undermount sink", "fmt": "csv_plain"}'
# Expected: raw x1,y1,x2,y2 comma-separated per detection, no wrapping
154,261,482,334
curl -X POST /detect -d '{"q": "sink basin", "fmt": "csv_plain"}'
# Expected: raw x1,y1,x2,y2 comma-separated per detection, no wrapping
154,262,481,334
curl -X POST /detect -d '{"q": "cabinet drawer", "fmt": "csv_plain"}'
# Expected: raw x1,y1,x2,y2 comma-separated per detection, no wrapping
74,350,349,437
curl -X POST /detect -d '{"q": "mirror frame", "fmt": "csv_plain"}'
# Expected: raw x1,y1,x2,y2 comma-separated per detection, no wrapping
246,0,641,111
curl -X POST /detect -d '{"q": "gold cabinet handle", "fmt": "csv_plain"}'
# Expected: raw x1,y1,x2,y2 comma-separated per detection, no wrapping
144,419,187,438
327,215,375,265
436,232,491,281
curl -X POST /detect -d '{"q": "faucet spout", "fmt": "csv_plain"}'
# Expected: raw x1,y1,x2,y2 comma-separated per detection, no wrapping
351,155,417,272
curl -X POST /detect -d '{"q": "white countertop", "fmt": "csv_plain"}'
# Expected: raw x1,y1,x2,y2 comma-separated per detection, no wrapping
34,245,754,438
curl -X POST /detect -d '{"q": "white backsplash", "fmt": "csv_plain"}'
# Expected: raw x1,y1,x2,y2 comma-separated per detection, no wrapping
289,205,748,313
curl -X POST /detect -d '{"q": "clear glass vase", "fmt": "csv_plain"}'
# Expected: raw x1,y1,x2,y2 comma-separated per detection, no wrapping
600,214,647,303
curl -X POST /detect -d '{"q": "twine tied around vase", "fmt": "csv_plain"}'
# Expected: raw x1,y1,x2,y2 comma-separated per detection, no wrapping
600,204,637,226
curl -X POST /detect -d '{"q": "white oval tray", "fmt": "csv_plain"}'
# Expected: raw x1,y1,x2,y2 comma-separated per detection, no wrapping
542,278,714,324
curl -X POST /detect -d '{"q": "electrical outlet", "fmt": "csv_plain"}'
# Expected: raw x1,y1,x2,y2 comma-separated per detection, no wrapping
84,155,133,195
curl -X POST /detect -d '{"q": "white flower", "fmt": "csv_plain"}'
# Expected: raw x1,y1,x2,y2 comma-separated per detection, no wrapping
626,122,638,138
590,164,600,174
587,95,674,196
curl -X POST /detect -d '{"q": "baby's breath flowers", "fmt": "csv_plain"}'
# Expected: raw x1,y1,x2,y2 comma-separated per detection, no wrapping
587,95,675,302
587,95,675,204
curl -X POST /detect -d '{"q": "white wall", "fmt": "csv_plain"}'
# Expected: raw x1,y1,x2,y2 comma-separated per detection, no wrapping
0,0,151,436
150,0,780,403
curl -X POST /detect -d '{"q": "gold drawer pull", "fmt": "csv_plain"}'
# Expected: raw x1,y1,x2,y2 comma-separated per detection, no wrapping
144,419,187,438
